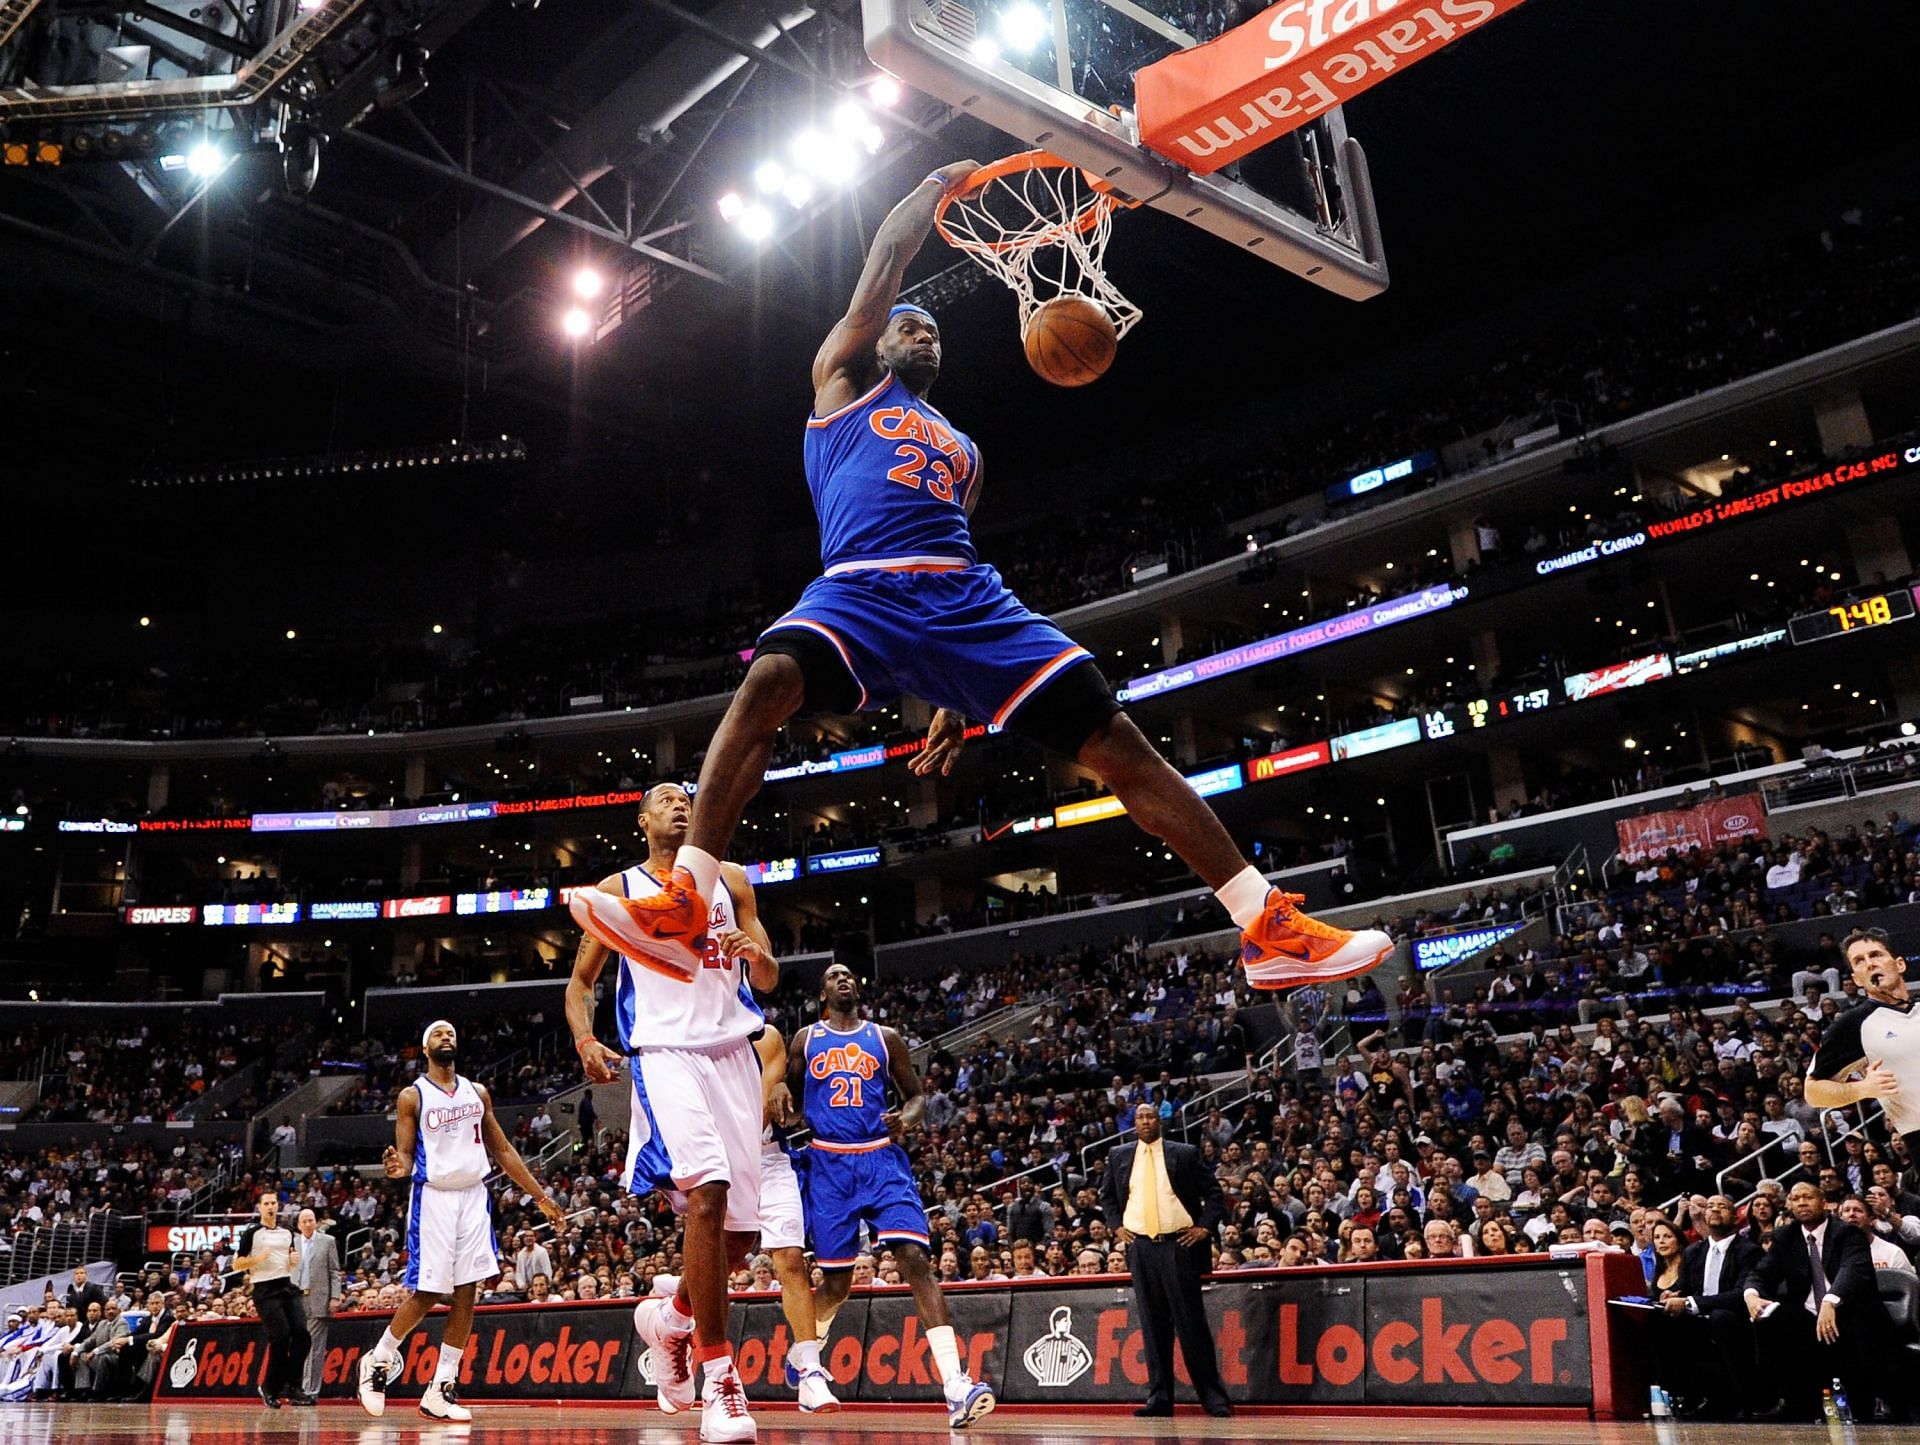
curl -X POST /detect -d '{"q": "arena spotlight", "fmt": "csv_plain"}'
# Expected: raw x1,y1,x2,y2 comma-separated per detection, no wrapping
285,629,298,640
999,2,1048,52
831,101,869,137
716,191,745,222
753,159,786,194
185,141,229,179
782,173,814,208
869,75,902,107
738,204,774,241
572,267,604,300
138,616,151,628
968,35,1000,62
561,307,592,339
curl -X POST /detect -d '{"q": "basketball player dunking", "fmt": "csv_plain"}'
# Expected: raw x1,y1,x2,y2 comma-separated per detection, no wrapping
789,962,995,1428
567,784,779,1444
571,161,1391,997
357,1020,566,1422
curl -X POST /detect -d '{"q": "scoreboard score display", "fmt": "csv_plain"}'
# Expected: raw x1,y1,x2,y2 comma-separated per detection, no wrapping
1787,588,1918,645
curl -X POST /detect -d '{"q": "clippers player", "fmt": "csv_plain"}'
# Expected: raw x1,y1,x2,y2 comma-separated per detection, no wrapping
580,163,1390,997
790,962,995,1428
1806,928,1920,1156
567,783,778,1444
357,1020,566,1422
753,1024,840,1412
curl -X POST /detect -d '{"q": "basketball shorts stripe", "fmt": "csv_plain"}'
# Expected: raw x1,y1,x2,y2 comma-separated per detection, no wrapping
759,564,1090,727
626,1039,763,1233
804,1143,928,1270
404,1180,498,1294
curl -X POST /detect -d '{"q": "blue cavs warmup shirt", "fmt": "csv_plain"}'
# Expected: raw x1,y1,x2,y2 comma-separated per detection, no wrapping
802,1020,892,1148
804,374,982,573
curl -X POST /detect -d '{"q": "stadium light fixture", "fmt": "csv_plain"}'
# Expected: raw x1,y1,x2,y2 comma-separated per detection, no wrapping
754,160,787,194
869,76,902,107
832,101,869,137
138,616,151,628
285,629,297,640
561,307,592,339
717,191,745,222
783,173,814,208
999,2,1049,52
572,267,604,300
186,141,230,179
739,204,775,241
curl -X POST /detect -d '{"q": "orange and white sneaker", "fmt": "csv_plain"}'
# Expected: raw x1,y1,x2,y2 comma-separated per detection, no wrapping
1239,890,1393,990
569,868,709,978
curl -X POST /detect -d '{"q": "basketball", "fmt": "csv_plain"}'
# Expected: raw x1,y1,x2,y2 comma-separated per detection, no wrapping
1022,295,1118,387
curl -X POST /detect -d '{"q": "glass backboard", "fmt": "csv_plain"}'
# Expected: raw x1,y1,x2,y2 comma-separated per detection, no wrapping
865,0,1389,298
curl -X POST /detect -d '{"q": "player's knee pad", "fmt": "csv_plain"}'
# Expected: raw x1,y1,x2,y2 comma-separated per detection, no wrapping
1003,658,1123,757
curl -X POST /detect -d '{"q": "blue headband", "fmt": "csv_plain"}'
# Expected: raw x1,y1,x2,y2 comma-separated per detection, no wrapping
889,303,935,326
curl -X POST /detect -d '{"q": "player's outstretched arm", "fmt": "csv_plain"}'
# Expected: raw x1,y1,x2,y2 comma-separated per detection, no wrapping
476,1084,566,1227
756,1025,796,1128
567,880,625,1084
380,1082,420,1180
718,862,779,994
787,1024,813,1125
811,160,979,407
880,1025,925,1136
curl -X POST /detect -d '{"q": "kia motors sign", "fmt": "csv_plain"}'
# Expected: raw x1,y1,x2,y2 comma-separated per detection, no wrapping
1135,0,1532,174
1615,792,1766,865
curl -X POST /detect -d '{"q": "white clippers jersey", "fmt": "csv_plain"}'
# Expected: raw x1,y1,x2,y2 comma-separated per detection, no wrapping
411,1073,489,1189
613,865,766,1052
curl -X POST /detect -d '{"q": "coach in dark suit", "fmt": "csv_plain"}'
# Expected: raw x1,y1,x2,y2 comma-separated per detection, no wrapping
1101,1103,1230,1419
60,1267,106,1320
1656,1195,1762,1416
1742,1181,1897,1419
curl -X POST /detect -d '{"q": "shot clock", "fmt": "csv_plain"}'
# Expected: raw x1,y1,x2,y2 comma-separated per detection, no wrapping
1787,588,1917,645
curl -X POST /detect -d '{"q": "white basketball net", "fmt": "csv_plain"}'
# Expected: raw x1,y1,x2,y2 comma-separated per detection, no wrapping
935,154,1142,342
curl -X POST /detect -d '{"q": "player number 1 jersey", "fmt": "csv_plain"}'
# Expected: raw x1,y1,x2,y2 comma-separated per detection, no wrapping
412,1073,489,1189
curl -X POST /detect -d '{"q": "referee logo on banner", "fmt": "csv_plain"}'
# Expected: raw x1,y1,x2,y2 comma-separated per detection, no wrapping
1023,1306,1092,1387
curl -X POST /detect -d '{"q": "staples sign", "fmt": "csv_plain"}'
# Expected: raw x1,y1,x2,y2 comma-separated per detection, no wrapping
1136,0,1532,174
149,1222,244,1254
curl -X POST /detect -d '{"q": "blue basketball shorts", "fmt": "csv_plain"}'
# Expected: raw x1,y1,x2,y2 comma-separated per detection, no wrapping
755,563,1114,740
803,1142,930,1270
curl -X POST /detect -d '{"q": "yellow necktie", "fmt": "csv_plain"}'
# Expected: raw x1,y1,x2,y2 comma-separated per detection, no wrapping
1141,1145,1164,1236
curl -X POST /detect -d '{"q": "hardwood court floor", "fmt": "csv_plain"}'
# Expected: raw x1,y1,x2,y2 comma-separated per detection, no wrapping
0,1403,1903,1444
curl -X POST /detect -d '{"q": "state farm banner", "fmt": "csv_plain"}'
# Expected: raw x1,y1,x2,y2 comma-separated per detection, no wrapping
1615,792,1765,864
159,1257,1613,1410
1135,0,1532,174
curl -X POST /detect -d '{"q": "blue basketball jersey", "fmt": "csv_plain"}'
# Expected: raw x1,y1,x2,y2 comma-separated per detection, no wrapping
804,373,981,573
801,1020,892,1147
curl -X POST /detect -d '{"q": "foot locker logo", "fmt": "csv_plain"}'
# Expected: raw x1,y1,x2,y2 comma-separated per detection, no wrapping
1023,1306,1092,1387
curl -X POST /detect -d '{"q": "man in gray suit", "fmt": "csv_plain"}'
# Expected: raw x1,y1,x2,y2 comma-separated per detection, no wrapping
295,1208,342,1399
73,1300,131,1399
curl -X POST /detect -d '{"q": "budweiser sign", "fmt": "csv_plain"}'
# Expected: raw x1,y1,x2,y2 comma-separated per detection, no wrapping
1136,0,1531,174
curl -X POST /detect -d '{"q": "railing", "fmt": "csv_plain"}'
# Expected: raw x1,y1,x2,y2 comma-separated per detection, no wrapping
0,1213,127,1286
1762,743,1920,812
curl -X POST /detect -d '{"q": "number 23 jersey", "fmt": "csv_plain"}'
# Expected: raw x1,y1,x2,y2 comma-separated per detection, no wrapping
612,865,766,1052
805,373,982,573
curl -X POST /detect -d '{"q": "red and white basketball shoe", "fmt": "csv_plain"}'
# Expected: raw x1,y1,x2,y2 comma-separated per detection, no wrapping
634,1292,696,1415
1239,889,1393,990
570,868,709,978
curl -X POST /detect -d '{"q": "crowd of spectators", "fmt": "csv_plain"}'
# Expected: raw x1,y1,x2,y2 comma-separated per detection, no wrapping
4,204,1914,744
20,1019,313,1127
7,882,1920,1414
